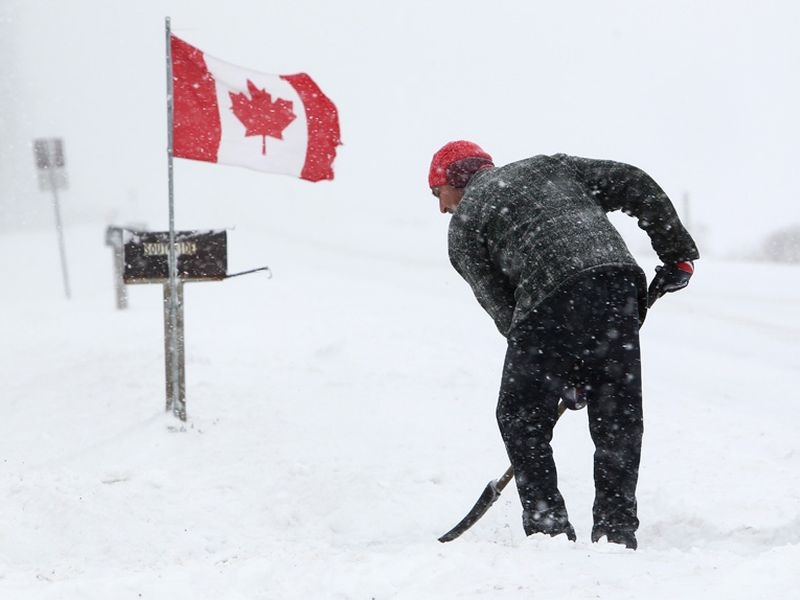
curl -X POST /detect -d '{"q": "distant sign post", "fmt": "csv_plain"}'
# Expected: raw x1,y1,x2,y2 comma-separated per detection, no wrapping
104,226,129,310
33,137,70,299
123,229,228,421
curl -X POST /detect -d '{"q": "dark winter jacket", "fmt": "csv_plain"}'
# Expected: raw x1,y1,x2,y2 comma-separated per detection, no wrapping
448,154,700,336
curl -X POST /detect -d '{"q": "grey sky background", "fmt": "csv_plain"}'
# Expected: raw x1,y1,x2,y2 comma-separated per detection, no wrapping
2,0,798,257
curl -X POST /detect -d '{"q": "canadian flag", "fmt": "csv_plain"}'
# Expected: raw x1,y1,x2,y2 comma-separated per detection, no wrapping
170,35,341,182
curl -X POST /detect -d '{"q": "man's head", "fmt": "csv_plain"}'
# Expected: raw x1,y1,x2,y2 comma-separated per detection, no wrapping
428,140,493,214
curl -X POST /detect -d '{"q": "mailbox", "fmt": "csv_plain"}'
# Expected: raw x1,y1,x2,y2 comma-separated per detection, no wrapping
123,229,227,284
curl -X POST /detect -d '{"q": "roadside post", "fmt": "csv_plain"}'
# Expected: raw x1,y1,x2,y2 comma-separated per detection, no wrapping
33,137,70,299
105,226,128,310
105,223,147,310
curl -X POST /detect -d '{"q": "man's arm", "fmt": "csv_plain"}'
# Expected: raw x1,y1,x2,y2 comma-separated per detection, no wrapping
571,157,700,263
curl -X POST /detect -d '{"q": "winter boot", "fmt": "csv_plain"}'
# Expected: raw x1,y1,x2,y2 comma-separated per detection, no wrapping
524,511,577,542
558,522,578,542
591,525,637,550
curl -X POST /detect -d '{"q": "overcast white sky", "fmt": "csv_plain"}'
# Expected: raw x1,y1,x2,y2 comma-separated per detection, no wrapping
2,0,798,256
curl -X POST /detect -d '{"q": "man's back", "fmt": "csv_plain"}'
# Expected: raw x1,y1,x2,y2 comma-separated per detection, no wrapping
448,154,645,333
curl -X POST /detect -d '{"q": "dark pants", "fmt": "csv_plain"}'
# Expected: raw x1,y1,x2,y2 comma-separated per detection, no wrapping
497,268,643,537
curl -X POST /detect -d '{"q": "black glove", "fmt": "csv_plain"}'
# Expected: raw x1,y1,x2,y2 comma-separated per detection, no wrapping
647,261,694,307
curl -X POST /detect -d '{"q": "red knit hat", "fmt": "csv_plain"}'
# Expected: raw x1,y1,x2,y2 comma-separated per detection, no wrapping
428,140,493,188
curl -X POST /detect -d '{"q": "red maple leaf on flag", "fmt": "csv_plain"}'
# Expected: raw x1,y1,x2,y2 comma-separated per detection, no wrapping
229,80,296,155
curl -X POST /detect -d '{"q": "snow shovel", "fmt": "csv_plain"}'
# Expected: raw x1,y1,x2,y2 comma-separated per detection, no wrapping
438,290,662,543
437,399,569,543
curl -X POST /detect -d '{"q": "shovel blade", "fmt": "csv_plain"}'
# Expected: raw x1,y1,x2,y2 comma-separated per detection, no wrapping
438,481,501,543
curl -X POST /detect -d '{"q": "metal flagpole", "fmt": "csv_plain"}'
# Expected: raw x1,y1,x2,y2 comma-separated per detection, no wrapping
164,16,185,421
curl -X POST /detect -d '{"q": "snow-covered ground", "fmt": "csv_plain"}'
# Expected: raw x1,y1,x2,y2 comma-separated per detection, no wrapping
1,196,798,599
